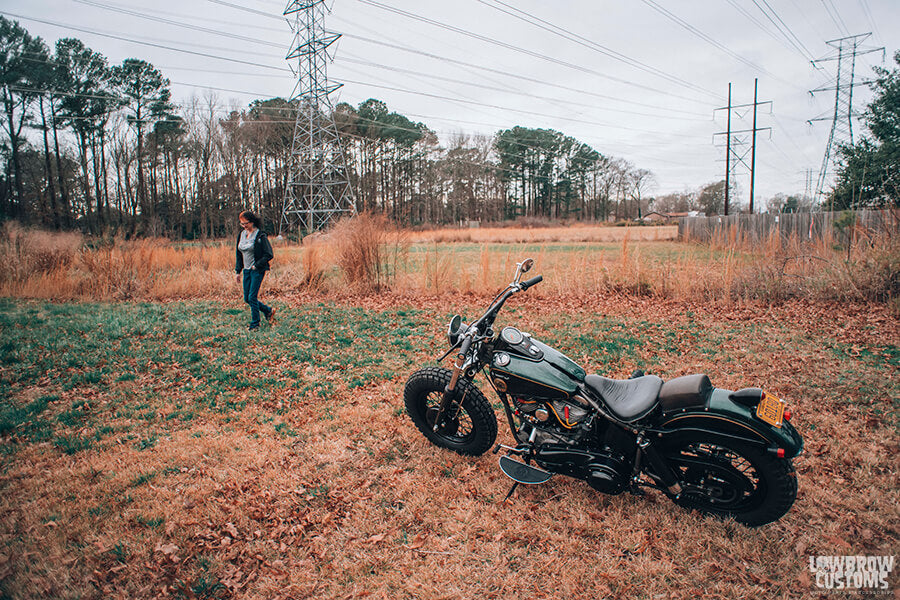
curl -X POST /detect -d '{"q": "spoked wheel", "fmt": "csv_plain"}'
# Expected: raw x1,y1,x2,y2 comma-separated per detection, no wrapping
660,435,798,526
404,367,497,456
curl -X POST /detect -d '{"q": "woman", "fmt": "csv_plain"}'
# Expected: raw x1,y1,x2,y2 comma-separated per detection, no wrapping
235,210,275,331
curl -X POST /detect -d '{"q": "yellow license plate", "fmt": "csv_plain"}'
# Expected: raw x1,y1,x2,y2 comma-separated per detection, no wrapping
756,393,784,428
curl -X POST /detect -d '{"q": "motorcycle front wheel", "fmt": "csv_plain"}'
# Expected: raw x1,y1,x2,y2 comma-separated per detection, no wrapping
404,367,497,456
659,434,798,526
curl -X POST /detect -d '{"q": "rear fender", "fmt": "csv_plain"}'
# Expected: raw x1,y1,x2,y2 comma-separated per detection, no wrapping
654,388,804,458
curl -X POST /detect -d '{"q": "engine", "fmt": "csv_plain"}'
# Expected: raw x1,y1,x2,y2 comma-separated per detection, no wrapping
511,394,635,495
511,394,592,439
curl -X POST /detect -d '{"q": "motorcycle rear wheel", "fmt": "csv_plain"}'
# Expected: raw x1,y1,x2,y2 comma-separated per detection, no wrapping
404,367,497,456
659,434,798,526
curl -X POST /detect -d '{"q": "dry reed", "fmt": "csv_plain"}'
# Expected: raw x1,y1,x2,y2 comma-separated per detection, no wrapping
329,212,409,291
1,221,896,309
407,224,678,244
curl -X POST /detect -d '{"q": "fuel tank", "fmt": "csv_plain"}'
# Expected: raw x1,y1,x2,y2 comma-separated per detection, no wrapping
490,327,585,400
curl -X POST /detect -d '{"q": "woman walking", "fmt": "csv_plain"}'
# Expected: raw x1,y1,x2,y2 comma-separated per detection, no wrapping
235,210,275,331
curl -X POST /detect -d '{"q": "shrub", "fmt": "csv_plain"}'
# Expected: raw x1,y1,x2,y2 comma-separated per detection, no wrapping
330,213,407,290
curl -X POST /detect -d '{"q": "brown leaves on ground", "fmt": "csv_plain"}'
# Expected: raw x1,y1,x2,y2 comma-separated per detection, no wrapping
0,291,897,599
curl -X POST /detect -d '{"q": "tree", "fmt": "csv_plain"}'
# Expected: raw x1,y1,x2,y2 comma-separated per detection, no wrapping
0,17,48,219
112,58,175,228
628,168,655,219
651,191,695,214
55,38,120,229
698,180,727,216
831,50,900,208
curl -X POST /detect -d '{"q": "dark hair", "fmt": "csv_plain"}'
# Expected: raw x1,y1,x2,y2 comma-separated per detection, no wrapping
239,210,262,229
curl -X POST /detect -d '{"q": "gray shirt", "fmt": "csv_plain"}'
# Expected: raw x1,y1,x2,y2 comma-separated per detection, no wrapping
238,228,258,270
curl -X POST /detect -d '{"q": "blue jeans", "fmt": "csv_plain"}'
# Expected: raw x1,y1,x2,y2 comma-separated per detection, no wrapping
243,269,271,327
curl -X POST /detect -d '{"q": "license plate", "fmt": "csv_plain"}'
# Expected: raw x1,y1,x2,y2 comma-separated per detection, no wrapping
756,393,785,428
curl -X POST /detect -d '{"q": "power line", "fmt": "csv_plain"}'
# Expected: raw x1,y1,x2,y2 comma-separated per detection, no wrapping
355,0,706,104
820,0,850,38
0,11,288,72
473,0,720,100
638,0,794,87
15,2,718,125
15,46,709,143
749,0,816,62
217,0,718,114
71,0,285,49
722,0,807,62
338,32,709,117
339,54,708,122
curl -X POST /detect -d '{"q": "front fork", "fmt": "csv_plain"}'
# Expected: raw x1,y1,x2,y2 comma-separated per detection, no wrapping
432,354,467,432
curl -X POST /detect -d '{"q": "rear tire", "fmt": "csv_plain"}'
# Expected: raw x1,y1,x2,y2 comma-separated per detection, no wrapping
404,367,497,456
658,434,798,526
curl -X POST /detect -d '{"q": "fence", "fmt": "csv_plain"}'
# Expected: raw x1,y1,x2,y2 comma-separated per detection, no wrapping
677,209,900,244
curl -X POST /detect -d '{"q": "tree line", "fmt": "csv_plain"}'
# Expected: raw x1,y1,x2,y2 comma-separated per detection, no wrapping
3,18,893,239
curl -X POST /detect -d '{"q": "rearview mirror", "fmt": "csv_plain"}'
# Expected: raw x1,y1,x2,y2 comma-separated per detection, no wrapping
514,258,534,283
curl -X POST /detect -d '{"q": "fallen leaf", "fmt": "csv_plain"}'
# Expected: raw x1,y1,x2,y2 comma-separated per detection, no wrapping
224,522,239,538
823,535,851,550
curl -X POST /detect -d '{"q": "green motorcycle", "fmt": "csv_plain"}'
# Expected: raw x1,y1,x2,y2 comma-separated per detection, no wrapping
404,259,802,526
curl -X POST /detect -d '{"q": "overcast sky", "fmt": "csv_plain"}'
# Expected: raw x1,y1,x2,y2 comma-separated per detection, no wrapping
3,0,898,208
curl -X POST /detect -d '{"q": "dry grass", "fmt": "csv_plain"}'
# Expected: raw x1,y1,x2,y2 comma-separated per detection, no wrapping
1,220,897,312
330,212,409,291
407,223,678,244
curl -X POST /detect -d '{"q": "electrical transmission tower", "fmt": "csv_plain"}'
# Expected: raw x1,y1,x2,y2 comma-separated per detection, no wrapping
280,0,356,237
714,80,771,214
808,33,883,209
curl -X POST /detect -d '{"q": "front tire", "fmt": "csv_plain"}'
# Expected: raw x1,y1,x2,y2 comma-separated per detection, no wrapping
404,367,497,456
658,434,798,526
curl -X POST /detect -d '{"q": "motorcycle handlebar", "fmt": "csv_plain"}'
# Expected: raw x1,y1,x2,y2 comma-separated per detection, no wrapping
458,334,474,359
520,275,543,290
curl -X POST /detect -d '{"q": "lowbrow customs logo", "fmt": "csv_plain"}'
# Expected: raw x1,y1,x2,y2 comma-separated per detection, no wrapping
808,555,895,594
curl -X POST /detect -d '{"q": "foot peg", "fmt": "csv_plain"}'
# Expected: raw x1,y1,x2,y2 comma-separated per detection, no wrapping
498,455,552,485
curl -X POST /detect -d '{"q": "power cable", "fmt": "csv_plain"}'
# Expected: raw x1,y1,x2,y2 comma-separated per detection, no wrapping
749,0,816,62
201,0,722,118
722,0,808,62
15,47,708,149
0,11,288,72
339,54,708,122
34,1,719,122
355,0,706,104
820,0,850,37
473,0,719,100
338,31,710,117
638,0,796,87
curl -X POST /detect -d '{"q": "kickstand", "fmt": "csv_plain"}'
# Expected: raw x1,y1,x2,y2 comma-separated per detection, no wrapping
503,481,519,502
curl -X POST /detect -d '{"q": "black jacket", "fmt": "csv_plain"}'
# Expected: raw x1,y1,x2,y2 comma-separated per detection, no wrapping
235,229,274,273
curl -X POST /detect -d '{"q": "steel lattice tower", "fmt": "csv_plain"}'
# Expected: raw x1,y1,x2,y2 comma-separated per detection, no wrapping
809,34,883,208
280,0,356,236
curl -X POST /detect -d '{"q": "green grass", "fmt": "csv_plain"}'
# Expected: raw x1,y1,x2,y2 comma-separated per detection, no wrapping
0,300,432,456
1,296,896,464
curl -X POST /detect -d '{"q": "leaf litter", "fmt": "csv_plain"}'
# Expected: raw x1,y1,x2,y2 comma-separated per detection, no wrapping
0,291,896,599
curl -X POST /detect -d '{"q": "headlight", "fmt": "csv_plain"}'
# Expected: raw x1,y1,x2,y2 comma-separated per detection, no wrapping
447,314,465,346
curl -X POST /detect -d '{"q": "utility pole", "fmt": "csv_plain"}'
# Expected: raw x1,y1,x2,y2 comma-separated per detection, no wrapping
750,78,758,214
714,82,771,215
725,83,731,215
808,33,884,209
280,0,356,237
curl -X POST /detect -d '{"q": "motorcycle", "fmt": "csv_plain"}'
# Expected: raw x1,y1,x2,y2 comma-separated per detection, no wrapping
404,259,803,526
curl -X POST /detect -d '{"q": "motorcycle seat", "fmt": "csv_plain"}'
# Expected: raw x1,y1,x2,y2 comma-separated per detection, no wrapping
584,374,663,422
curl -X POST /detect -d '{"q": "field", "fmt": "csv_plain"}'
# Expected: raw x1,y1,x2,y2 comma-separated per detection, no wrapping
0,225,898,599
